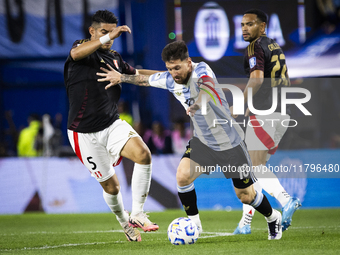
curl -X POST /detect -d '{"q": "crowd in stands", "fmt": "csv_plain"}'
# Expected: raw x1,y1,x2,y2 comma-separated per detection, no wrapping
0,102,192,157
0,111,64,157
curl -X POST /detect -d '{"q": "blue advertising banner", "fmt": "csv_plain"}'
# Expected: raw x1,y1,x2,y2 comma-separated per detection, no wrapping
0,0,121,58
0,150,339,214
195,149,340,210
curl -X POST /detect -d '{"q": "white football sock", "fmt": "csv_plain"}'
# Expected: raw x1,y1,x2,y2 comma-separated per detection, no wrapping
103,190,128,224
255,164,291,207
276,190,291,207
265,208,278,223
188,214,202,231
238,181,262,228
131,163,152,216
239,204,255,228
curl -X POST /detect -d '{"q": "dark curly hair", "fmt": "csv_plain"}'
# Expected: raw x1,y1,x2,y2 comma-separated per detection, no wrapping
91,10,118,27
244,9,268,24
161,41,189,62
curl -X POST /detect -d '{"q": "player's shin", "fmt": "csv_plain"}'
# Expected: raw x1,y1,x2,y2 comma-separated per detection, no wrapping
103,190,128,223
250,190,273,217
177,183,202,233
238,181,262,227
131,163,152,216
255,164,290,207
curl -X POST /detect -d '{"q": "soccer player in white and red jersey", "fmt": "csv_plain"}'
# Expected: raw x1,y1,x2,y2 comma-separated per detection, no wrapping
64,10,159,242
98,40,283,240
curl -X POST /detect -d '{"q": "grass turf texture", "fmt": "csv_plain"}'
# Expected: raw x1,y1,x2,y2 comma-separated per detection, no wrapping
0,209,339,254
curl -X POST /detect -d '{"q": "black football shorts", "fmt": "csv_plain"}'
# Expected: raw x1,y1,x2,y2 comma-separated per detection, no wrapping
182,137,254,189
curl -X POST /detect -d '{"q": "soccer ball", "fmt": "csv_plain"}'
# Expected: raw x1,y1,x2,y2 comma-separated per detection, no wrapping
167,217,199,245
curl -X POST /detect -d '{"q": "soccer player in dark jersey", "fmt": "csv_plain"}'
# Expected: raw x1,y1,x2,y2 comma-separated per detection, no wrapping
64,10,159,242
231,9,301,235
98,40,284,240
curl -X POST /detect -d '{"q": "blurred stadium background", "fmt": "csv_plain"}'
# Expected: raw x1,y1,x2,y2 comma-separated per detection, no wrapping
0,0,340,215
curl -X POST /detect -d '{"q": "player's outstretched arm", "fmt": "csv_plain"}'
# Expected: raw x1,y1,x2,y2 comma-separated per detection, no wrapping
137,69,163,76
186,76,214,117
97,64,151,89
244,70,264,101
243,70,263,116
186,86,212,117
71,25,131,61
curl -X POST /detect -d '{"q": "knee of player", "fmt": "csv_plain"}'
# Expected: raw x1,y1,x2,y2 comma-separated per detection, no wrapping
135,146,152,164
237,192,254,204
103,184,120,195
176,167,191,186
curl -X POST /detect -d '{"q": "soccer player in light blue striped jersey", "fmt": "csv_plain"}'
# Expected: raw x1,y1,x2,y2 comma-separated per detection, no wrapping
98,40,282,240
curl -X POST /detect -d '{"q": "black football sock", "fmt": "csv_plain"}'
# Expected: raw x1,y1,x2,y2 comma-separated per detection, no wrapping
250,191,273,217
177,183,199,216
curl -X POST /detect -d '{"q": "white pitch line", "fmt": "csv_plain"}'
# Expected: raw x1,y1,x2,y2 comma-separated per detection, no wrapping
1,225,339,237
0,232,233,252
1,225,339,252
199,232,234,239
0,241,124,252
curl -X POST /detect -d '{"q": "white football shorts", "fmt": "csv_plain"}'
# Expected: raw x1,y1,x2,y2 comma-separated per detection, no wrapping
245,113,290,158
67,119,140,182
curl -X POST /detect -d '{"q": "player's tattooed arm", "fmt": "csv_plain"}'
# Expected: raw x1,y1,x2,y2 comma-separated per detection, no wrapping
97,64,150,89
121,74,150,87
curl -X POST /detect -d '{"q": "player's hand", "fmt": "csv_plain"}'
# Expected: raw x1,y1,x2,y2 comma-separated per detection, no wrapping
245,107,250,117
109,25,131,40
229,106,238,119
186,104,200,117
97,64,122,89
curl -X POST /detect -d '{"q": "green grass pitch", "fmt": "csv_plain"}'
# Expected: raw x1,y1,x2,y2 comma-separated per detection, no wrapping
0,209,339,254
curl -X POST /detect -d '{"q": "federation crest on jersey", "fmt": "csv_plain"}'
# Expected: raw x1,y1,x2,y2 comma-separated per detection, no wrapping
113,60,119,69
249,57,256,69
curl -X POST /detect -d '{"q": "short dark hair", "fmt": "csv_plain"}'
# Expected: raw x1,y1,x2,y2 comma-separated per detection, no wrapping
161,41,189,62
91,10,118,26
244,9,268,24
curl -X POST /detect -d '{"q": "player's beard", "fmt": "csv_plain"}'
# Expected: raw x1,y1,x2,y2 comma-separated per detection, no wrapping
99,45,111,52
245,31,263,43
243,34,255,42
99,42,113,52
182,71,191,85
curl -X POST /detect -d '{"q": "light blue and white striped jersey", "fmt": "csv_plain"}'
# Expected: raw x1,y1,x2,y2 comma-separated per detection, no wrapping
149,61,244,151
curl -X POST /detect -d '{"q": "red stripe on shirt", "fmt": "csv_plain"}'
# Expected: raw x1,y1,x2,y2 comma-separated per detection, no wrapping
113,156,123,167
199,75,222,105
268,145,278,155
73,131,83,164
200,75,215,88
249,116,275,150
